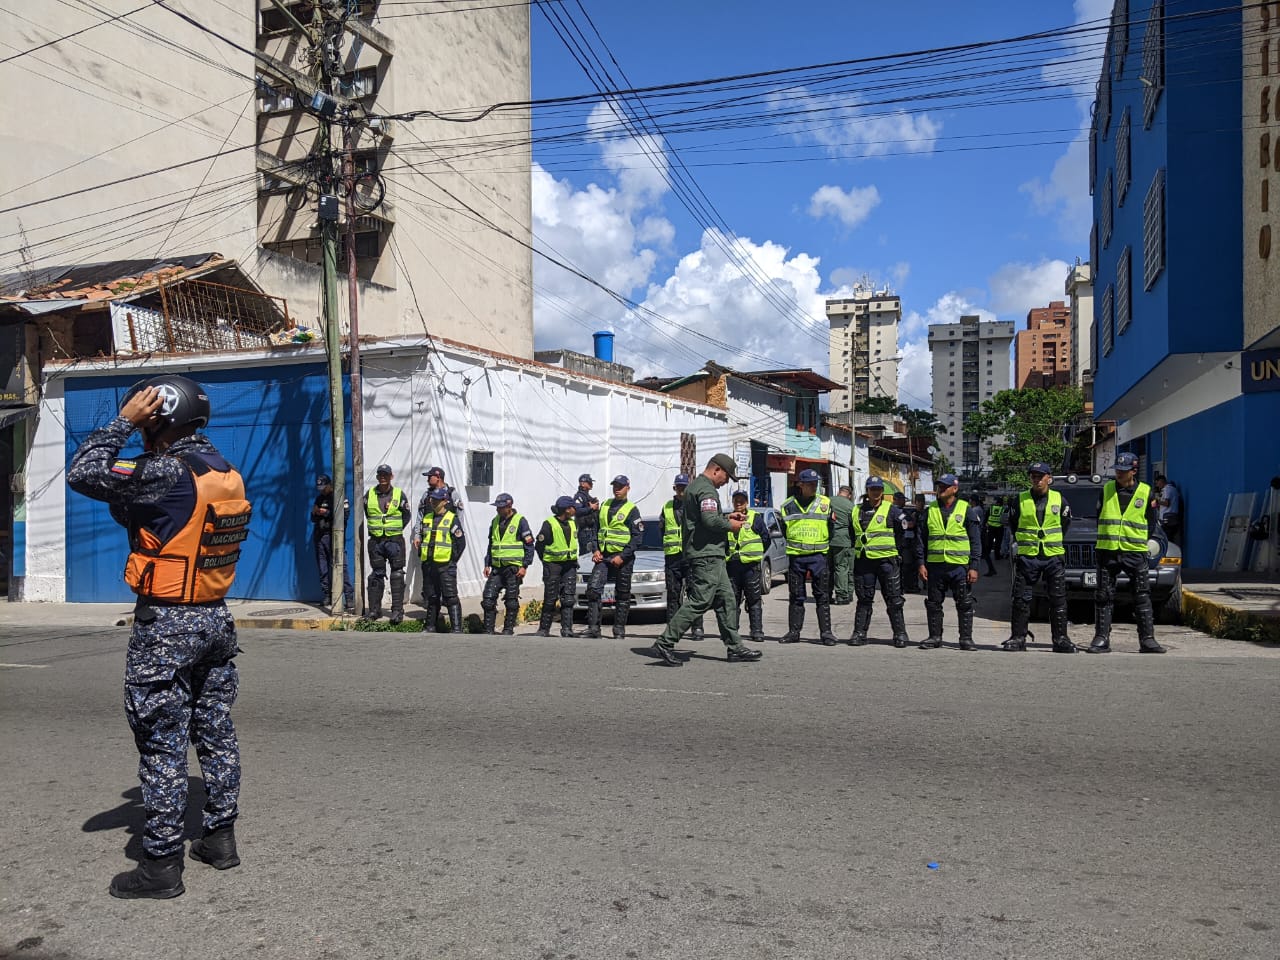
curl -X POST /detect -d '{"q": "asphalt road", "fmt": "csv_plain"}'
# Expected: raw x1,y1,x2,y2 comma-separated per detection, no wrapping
2,574,1278,960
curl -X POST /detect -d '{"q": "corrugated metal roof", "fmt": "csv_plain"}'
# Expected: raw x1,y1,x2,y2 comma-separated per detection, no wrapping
4,299,90,315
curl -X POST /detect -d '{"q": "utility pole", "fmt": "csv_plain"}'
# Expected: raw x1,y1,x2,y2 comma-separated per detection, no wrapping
343,122,366,613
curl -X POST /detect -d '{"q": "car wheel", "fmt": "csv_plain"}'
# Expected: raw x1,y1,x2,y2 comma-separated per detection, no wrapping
1155,576,1183,625
760,558,773,595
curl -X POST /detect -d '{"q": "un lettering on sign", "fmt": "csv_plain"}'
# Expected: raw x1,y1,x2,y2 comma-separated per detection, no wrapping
1243,348,1280,394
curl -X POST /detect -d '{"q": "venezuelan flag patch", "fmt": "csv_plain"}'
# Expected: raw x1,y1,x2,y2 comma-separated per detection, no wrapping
110,459,137,477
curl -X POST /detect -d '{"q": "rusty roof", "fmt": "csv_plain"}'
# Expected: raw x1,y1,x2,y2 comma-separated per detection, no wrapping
0,253,224,304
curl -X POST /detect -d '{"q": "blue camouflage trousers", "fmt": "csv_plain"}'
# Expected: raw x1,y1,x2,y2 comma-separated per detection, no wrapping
125,603,241,858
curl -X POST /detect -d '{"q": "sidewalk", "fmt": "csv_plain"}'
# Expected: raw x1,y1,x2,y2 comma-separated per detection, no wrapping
1182,569,1280,643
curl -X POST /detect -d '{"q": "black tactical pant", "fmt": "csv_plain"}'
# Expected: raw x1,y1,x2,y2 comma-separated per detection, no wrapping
785,553,833,642
1094,549,1156,643
367,535,405,618
924,563,974,644
420,560,462,633
586,553,634,637
665,555,705,639
851,556,908,643
481,565,523,634
539,559,579,635
728,559,764,640
898,537,921,592
314,531,353,609
1010,554,1069,645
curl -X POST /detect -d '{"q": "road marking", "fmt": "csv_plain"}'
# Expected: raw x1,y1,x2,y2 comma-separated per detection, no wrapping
607,685,798,701
0,662,49,669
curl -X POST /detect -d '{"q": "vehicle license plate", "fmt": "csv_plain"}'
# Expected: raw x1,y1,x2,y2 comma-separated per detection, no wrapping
1083,571,1097,587
602,584,616,604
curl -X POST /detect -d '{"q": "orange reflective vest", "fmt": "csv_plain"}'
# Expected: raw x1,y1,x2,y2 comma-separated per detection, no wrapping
124,452,252,603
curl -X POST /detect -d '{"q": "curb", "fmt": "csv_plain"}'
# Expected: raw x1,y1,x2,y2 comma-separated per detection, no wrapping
236,617,346,630
1183,589,1280,643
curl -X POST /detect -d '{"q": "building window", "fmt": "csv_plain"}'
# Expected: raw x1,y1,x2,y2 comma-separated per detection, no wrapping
1116,108,1131,205
353,231,382,259
1142,0,1165,128
1097,46,1112,139
1101,170,1113,248
1143,168,1166,290
1117,246,1132,334
340,67,379,99
1090,223,1098,277
1112,0,1129,78
1101,285,1115,357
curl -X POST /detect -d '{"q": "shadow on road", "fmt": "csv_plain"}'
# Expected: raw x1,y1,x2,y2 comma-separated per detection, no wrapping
81,778,206,862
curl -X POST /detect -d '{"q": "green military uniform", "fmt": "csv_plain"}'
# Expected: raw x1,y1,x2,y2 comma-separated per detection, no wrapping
828,493,855,604
654,473,753,654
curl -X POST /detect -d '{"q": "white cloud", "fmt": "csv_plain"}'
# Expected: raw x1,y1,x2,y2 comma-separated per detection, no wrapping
896,293,995,407
829,261,909,293
769,87,941,158
807,184,881,229
987,258,1072,317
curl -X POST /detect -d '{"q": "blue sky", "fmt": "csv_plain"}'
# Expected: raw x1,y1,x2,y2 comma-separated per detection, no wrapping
529,0,1112,407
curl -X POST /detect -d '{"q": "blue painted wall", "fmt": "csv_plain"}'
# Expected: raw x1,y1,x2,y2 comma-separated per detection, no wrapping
64,364,352,603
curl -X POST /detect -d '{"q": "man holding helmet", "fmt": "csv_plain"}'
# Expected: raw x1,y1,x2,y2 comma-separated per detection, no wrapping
69,375,250,899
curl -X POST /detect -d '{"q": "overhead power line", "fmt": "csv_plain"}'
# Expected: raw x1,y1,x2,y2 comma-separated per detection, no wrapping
0,0,155,65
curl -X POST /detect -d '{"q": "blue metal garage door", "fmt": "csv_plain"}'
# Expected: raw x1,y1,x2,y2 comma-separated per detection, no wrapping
64,363,352,602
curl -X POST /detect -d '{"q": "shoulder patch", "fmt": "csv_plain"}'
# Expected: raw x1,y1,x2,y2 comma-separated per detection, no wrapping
635,520,645,532
1050,505,1060,514
1134,498,1144,508
110,459,137,476
700,497,719,513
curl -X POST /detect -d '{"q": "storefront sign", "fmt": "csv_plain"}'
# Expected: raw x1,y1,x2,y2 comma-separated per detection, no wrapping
1243,348,1280,393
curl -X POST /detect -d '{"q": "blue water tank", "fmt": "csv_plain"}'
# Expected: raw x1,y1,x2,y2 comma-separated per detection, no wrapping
593,330,615,363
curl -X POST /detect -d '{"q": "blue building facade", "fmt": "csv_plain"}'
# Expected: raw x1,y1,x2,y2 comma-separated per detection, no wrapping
1090,0,1279,568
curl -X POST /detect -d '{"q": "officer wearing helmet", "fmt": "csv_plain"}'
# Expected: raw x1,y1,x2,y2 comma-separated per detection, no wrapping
364,464,411,624
68,375,250,899
847,476,911,647
778,468,837,644
661,473,705,641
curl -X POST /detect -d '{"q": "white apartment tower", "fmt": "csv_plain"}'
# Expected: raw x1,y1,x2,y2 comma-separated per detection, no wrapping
1065,261,1095,399
826,279,901,415
928,315,1015,475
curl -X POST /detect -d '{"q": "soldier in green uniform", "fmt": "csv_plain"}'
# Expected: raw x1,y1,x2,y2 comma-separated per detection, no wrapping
828,485,855,605
649,454,764,666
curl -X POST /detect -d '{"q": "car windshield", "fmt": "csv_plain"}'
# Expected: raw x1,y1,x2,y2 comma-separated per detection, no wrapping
1057,486,1102,520
638,519,664,551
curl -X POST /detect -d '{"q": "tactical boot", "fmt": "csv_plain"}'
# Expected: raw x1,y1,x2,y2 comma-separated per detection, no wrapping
584,603,602,638
190,826,240,870
779,604,804,643
538,608,555,636
650,643,682,667
448,602,464,634
817,603,837,645
1002,636,1027,651
1139,637,1167,654
612,603,629,640
918,637,943,649
727,645,763,662
109,853,185,900
1052,639,1079,653
1010,601,1031,649
1094,599,1114,647
482,609,497,635
366,579,384,621
888,604,910,648
424,604,441,634
748,604,764,643
1087,637,1111,653
957,605,976,650
502,608,518,635
925,604,944,644
690,619,706,641
534,628,551,637
848,604,872,645
1135,599,1161,653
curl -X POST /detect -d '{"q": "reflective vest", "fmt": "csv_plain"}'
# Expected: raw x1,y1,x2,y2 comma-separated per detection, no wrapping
1097,480,1151,552
986,504,1004,528
124,451,251,604
851,500,897,559
489,512,526,566
661,500,683,555
366,487,407,537
782,494,831,556
599,499,638,553
728,510,765,564
926,500,971,565
419,509,457,563
543,516,578,563
1015,490,1065,557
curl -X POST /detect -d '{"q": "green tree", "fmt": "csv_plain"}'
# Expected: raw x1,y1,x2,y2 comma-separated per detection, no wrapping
854,395,898,415
898,405,945,441
965,386,1086,486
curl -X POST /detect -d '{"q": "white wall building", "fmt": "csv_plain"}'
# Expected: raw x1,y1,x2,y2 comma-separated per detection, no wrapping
928,315,1014,475
1065,261,1095,394
826,282,901,414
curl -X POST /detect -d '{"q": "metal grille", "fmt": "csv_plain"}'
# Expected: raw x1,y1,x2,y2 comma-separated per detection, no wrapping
680,432,696,478
1067,543,1096,570
133,279,293,353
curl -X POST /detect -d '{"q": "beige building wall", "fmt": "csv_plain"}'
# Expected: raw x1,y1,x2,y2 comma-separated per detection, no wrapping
1066,262,1094,388
0,1,533,358
1244,1,1280,349
826,288,900,415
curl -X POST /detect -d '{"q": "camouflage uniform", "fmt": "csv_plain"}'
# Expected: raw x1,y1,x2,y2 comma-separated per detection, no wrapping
68,416,242,859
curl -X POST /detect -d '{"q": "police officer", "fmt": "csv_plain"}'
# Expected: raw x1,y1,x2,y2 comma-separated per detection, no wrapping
534,496,581,638
1090,452,1166,654
916,473,981,651
649,454,764,665
572,473,600,556
984,495,1006,575
585,475,644,639
727,488,768,642
311,473,354,612
1005,462,1077,652
848,476,911,647
418,487,466,633
896,491,922,593
68,375,248,899
829,484,856,604
415,465,464,541
481,493,535,635
778,468,837,645
365,464,411,624
661,473,705,641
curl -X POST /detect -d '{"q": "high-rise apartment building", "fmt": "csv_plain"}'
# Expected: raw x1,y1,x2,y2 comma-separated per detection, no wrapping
0,2,534,356
1065,262,1094,397
1015,301,1073,389
826,281,901,415
928,315,1015,475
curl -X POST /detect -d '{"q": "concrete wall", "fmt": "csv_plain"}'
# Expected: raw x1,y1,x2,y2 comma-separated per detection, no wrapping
1244,1,1280,349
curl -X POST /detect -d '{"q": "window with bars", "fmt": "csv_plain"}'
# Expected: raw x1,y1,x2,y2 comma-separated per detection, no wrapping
1101,170,1113,248
1144,168,1166,290
1116,108,1131,205
1112,0,1129,78
1097,47,1112,139
1090,223,1098,275
1142,0,1165,128
1117,247,1132,334
1100,285,1115,357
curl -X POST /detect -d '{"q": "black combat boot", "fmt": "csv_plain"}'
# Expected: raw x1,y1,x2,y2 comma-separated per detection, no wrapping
1087,636,1111,653
109,852,185,900
612,601,629,640
584,602,601,638
482,609,497,635
920,603,944,649
748,603,764,643
559,607,580,637
1135,597,1164,652
888,603,910,648
848,604,872,645
501,607,518,636
690,618,706,641
366,579,384,620
536,605,555,637
190,825,240,870
779,604,804,643
957,603,976,650
448,602,464,634
424,604,441,634
727,644,763,662
817,603,837,645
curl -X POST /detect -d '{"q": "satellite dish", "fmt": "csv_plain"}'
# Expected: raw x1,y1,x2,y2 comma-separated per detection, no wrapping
927,445,939,456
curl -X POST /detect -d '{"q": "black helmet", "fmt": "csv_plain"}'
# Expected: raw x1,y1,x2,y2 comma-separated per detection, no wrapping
126,374,211,432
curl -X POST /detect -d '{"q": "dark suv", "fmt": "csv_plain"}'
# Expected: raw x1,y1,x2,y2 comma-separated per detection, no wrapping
1018,475,1184,624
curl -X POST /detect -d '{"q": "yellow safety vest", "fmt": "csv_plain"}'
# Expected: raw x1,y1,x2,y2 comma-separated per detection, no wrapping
782,494,831,556
728,510,765,563
489,512,526,566
1015,490,1065,557
419,509,457,563
599,499,638,553
986,504,1004,528
366,487,406,537
851,500,897,559
661,501,682,556
926,500,970,565
543,516,578,563
1097,481,1151,552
